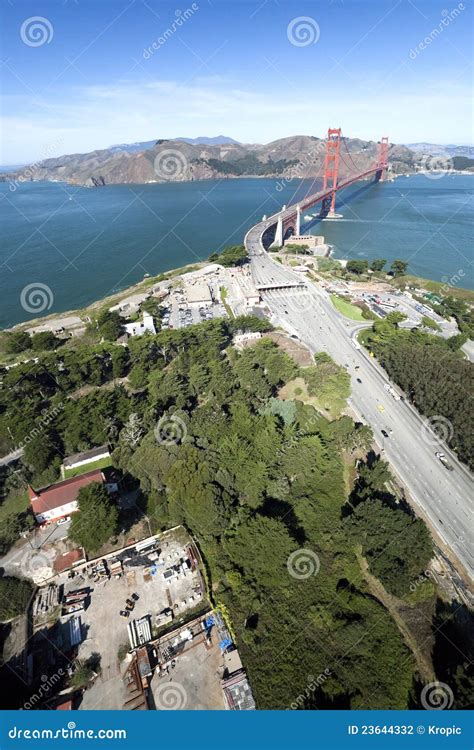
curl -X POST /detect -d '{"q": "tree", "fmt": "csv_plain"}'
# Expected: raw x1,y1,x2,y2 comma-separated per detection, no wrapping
370,259,386,272
347,498,433,596
346,259,369,275
4,331,31,354
421,316,440,332
94,311,123,341
69,482,118,553
0,576,33,621
391,259,408,277
31,331,59,351
208,245,248,267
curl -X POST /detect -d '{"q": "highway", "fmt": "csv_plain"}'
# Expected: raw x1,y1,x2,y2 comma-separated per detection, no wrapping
245,218,474,582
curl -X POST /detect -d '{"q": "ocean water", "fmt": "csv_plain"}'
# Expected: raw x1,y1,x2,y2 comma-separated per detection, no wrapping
0,174,472,328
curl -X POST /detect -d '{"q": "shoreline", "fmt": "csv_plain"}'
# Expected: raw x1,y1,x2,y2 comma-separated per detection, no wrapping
2,260,473,339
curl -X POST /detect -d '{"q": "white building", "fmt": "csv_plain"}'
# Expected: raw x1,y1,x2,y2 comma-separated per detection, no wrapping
123,312,156,337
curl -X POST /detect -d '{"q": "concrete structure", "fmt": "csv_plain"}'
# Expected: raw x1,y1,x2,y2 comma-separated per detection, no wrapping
185,282,213,306
26,316,86,339
284,235,321,249
110,292,150,318
28,469,106,524
233,332,262,349
123,312,156,337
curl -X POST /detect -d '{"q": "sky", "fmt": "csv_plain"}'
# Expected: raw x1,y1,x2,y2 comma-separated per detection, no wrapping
1,0,472,164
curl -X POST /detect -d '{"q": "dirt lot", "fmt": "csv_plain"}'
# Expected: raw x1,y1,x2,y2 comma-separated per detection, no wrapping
150,633,225,710
265,331,314,366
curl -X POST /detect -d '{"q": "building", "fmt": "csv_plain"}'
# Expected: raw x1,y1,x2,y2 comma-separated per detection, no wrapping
53,548,87,575
284,235,320,248
221,670,256,710
62,445,110,475
28,469,106,524
185,282,213,306
123,312,156,337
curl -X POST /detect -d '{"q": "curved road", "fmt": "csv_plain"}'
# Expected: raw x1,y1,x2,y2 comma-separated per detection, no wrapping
245,213,473,581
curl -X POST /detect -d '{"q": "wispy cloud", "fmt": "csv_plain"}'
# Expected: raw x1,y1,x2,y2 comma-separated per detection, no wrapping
1,75,472,164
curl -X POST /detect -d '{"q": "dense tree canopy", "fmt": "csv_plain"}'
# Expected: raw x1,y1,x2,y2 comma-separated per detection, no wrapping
69,482,118,553
0,576,33,621
362,318,473,468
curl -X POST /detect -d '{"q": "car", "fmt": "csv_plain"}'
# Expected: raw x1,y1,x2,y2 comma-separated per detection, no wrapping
381,429,389,438
435,452,454,471
120,610,130,618
384,383,391,391
56,516,70,526
284,310,288,315
131,593,139,601
356,378,362,383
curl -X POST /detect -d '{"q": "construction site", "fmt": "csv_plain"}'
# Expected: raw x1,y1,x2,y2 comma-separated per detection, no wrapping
13,527,255,711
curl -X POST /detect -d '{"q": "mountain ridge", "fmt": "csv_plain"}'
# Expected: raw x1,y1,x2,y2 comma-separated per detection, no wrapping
1,135,457,187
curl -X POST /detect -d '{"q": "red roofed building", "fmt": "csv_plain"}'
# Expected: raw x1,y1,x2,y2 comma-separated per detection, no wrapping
28,469,105,524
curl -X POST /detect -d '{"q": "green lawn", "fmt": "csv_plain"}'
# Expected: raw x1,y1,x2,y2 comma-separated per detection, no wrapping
0,491,29,523
63,456,112,478
330,295,366,321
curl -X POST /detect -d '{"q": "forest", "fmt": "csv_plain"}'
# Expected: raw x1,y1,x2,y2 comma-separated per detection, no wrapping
0,314,471,709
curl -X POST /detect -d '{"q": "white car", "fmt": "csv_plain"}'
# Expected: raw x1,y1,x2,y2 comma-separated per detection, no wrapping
56,516,70,526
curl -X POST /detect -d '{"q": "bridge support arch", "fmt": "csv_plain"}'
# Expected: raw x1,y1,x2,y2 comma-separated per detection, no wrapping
270,214,284,248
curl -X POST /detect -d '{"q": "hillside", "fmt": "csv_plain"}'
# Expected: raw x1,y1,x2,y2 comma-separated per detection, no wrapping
2,135,417,188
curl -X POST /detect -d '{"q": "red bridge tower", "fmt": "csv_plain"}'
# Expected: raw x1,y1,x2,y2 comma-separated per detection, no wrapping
321,127,342,217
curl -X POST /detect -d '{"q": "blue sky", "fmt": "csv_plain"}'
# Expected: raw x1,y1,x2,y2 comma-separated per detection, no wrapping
1,0,472,163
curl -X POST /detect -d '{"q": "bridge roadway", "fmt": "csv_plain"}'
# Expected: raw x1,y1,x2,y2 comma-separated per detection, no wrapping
245,211,474,582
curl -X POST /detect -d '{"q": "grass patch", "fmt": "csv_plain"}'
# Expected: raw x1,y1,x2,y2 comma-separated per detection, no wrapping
0,491,29,523
63,456,112,478
279,372,348,420
219,286,234,318
330,295,366,321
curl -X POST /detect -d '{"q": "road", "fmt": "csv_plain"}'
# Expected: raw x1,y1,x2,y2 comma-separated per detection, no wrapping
245,218,474,581
0,520,70,578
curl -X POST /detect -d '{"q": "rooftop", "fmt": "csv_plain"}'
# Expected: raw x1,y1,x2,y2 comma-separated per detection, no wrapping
29,469,104,515
63,445,109,468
